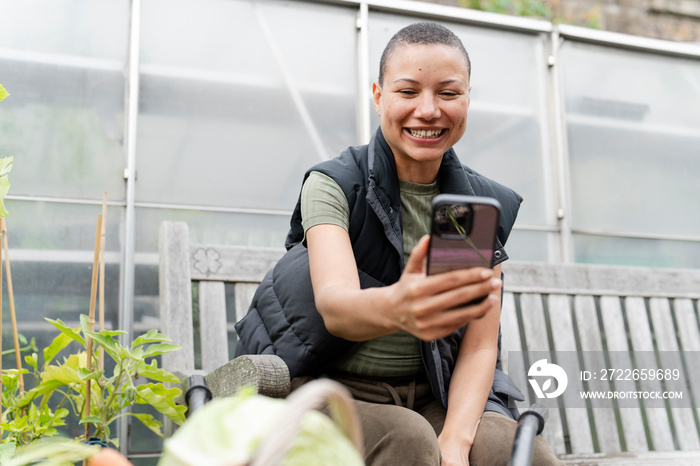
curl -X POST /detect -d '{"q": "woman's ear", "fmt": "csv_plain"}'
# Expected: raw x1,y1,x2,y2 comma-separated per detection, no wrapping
372,82,382,116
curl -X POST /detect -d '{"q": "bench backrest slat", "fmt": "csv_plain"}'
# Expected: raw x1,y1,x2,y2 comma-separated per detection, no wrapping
573,296,622,454
198,281,229,373
598,296,649,453
519,292,567,454
676,300,700,352
650,298,700,451
501,292,531,409
234,282,259,323
625,297,676,450
159,221,196,375
548,294,595,454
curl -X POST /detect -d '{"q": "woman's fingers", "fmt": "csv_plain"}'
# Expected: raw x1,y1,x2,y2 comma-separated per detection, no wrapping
411,293,499,341
395,273,501,340
407,272,500,315
404,235,430,274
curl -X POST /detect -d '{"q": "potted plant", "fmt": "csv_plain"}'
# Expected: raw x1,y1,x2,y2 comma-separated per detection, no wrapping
1,317,187,461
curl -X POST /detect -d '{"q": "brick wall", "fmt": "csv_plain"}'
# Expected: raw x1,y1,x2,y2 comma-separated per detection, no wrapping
428,0,700,42
552,0,700,42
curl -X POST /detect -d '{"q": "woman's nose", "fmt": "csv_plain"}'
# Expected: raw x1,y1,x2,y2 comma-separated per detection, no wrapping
414,93,440,120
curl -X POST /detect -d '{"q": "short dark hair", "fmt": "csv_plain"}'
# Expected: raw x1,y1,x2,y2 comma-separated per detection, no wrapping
378,22,471,86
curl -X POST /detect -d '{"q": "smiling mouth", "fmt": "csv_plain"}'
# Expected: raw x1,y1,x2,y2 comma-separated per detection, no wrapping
408,129,445,139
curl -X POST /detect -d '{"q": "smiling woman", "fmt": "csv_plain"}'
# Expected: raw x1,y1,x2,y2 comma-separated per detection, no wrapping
234,22,562,466
373,43,471,184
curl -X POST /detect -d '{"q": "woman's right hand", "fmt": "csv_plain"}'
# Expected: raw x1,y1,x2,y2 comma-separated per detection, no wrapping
381,235,501,341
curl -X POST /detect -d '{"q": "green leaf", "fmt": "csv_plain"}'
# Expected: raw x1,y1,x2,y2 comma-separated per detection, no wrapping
79,415,103,425
80,314,89,333
45,317,86,347
28,402,38,422
136,360,181,383
97,329,128,338
78,367,104,381
136,383,186,425
140,343,181,359
25,352,39,370
43,332,73,366
84,330,120,361
42,364,82,385
18,379,65,408
2,371,19,390
3,368,30,375
128,412,163,437
132,329,172,348
116,344,143,361
0,84,8,102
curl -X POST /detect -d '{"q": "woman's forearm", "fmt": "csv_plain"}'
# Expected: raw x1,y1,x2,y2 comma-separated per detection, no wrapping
441,346,497,447
314,284,397,340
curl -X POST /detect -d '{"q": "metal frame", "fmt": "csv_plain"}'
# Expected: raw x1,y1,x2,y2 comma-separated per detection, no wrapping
119,0,141,455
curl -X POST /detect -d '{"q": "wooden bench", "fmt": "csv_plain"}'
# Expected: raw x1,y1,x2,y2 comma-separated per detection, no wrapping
158,220,700,464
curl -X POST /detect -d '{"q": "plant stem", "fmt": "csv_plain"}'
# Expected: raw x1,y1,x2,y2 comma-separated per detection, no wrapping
103,361,126,421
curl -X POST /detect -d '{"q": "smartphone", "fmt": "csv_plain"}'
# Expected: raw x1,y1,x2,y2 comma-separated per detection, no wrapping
426,194,501,303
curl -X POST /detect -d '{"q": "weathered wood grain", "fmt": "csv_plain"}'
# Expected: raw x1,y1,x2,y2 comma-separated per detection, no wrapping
520,293,567,455
573,295,621,454
198,281,229,372
549,294,594,454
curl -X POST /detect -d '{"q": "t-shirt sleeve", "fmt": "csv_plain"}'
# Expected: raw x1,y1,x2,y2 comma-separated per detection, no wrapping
300,171,350,236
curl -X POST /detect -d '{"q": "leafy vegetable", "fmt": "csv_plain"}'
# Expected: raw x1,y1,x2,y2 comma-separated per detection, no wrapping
159,386,364,466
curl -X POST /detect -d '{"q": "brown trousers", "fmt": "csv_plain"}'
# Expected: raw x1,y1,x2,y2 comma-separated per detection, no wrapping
292,374,563,466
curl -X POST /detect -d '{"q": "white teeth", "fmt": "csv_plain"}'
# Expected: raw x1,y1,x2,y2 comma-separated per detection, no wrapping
409,129,443,139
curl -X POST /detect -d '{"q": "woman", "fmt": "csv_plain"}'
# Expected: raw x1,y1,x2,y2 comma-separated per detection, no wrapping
236,22,562,465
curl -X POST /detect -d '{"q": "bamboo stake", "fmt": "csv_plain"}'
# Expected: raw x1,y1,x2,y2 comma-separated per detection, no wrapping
1,218,24,395
99,193,107,369
84,214,103,446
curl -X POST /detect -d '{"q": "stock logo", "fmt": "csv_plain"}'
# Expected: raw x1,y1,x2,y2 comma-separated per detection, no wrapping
528,359,568,399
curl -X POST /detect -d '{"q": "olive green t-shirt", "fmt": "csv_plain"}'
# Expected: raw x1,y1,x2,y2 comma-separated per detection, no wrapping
301,171,439,378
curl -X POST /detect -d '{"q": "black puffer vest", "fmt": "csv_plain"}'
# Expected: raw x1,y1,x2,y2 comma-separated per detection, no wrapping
235,128,525,418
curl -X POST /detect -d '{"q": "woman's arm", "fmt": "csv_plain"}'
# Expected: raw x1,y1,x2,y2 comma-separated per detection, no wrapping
437,263,502,466
306,225,502,342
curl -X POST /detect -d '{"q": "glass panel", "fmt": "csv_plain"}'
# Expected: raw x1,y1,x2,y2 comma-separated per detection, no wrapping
0,1,128,200
561,41,700,238
368,13,554,229
134,207,290,253
504,230,556,262
3,199,124,332
0,0,129,58
574,234,700,269
136,0,358,210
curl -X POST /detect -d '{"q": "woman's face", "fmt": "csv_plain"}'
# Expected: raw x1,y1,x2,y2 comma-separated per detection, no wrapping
373,43,471,183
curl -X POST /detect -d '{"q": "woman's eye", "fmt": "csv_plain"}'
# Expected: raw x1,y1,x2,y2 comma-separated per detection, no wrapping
399,90,417,96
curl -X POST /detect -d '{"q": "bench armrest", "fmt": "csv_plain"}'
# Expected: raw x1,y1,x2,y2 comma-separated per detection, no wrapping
205,354,291,399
